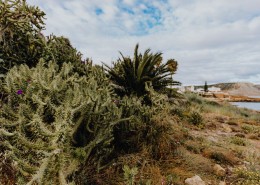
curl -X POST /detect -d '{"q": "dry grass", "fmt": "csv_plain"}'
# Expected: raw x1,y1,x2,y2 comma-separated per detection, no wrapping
203,148,240,165
173,147,214,175
226,121,239,126
248,134,260,140
185,140,204,154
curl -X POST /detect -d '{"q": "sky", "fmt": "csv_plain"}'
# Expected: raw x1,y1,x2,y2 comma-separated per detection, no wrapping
27,0,260,85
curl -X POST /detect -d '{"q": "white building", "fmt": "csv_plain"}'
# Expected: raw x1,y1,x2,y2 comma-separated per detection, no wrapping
174,86,185,93
208,86,221,92
185,86,194,92
195,88,204,93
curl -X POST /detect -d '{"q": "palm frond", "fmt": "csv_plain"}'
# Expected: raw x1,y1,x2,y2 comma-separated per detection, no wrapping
104,44,181,97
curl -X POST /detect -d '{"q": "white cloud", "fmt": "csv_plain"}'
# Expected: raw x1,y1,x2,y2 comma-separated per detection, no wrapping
27,0,260,85
122,0,136,6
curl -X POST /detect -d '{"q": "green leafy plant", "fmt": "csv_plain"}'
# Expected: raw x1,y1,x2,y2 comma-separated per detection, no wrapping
104,44,180,97
0,60,124,184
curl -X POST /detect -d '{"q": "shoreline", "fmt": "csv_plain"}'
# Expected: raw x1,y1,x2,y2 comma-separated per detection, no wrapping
202,93,260,102
203,94,260,112
230,102,260,112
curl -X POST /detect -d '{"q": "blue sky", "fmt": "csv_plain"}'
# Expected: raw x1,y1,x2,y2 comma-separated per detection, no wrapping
27,0,260,85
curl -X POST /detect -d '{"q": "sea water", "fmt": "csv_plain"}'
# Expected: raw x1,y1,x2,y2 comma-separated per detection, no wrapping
231,102,260,111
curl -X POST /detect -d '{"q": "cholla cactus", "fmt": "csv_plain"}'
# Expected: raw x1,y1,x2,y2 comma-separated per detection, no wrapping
0,0,86,75
0,60,122,184
42,34,83,68
0,0,46,74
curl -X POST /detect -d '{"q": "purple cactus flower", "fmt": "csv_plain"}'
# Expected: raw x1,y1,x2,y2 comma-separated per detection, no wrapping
17,89,23,95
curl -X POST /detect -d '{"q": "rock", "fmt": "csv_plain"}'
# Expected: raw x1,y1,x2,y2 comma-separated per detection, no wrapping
207,136,219,142
227,166,233,175
243,161,250,166
185,175,206,185
213,164,226,177
219,181,226,185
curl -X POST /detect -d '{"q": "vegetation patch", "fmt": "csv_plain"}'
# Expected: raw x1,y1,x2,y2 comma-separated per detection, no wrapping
230,136,248,146
188,111,204,127
1,1,260,184
203,149,240,165
231,167,260,185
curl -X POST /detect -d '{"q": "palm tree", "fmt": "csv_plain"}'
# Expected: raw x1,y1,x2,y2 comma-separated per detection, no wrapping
104,44,180,97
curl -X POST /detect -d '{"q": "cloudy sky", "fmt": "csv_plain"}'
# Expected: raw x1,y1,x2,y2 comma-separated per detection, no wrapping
27,0,260,85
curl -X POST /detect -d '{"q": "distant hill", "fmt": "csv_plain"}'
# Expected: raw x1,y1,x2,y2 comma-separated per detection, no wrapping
255,84,260,90
195,82,260,96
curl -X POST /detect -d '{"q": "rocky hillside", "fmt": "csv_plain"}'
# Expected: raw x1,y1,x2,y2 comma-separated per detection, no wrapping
225,83,260,96
197,82,260,96
255,84,260,90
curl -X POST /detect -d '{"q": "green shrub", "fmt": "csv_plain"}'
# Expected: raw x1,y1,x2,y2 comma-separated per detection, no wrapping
171,106,185,118
185,93,204,104
230,136,248,146
73,86,176,184
205,100,220,107
0,60,123,184
113,93,162,153
185,142,203,154
113,86,176,159
188,111,203,126
241,124,254,134
231,167,260,185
